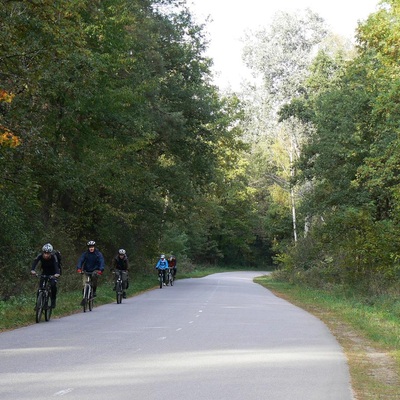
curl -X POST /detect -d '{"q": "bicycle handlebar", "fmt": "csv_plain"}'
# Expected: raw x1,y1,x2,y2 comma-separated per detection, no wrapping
80,270,102,275
32,273,57,279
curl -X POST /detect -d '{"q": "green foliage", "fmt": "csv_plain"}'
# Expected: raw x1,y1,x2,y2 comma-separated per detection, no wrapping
273,1,400,292
0,0,272,299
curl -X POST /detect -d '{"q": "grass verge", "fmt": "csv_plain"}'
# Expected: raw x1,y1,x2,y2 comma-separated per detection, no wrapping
255,275,400,400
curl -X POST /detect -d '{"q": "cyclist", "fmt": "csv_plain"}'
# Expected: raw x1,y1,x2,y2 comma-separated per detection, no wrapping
112,249,129,299
168,253,177,279
155,254,169,286
31,243,60,308
76,240,105,297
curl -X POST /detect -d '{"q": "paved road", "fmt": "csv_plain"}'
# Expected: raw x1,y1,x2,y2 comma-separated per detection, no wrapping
0,271,353,399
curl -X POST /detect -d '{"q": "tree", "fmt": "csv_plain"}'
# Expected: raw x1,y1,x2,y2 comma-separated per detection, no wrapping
240,9,328,246
0,0,261,298
276,0,400,290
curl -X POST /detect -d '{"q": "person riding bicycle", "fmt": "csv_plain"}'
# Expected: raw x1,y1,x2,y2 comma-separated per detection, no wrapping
168,253,177,279
76,240,105,297
155,254,169,286
31,243,60,308
112,249,129,299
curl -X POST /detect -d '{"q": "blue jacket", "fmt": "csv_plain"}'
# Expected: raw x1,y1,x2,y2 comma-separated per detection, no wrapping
77,249,105,272
155,259,169,270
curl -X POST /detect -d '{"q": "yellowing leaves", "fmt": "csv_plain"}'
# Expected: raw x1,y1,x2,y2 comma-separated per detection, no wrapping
0,89,21,147
0,129,21,148
0,89,15,103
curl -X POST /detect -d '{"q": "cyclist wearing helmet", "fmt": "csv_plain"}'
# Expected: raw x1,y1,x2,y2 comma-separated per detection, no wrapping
155,254,169,286
76,240,105,297
169,253,177,278
112,249,130,298
31,243,60,308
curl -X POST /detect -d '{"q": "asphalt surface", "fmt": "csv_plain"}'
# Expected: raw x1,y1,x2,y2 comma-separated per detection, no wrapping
0,271,354,399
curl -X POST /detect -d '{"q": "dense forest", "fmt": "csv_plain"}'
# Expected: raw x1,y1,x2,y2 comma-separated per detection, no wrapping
1,0,400,299
0,0,268,299
241,0,400,295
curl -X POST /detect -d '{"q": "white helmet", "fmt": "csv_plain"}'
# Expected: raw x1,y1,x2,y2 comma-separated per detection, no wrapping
42,243,53,253
161,254,165,259
118,249,126,255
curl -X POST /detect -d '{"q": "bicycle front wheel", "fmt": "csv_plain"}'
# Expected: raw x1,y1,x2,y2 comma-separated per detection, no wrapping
159,274,163,288
45,294,52,321
35,291,44,323
116,281,122,304
83,285,90,312
170,273,174,286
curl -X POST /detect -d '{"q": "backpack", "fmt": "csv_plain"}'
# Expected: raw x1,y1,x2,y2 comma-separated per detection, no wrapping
53,250,62,275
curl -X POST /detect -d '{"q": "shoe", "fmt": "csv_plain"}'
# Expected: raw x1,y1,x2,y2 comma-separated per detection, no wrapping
123,292,126,299
80,299,86,306
163,283,166,286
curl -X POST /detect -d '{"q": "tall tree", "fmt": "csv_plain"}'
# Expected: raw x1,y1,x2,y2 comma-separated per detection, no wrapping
0,0,251,296
277,0,400,289
240,9,328,245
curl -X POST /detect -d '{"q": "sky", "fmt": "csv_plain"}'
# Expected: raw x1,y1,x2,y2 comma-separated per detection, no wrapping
188,0,380,90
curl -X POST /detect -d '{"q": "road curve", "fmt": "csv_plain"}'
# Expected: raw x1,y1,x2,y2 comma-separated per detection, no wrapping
0,271,353,399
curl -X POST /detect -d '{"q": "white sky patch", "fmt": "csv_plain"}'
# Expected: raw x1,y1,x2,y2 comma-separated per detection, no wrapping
188,0,380,90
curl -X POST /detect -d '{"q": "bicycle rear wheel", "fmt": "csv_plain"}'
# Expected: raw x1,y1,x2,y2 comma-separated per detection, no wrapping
45,294,52,321
89,294,94,311
170,273,174,286
35,291,44,323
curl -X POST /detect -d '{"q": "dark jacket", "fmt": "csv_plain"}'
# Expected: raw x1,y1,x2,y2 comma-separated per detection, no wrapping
31,254,60,275
112,255,129,271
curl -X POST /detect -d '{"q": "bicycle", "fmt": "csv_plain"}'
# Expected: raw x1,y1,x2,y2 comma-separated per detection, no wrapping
81,271,97,312
157,268,165,289
114,270,124,304
167,268,174,286
34,274,54,323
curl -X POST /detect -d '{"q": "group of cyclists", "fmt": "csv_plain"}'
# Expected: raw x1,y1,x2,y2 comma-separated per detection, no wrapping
30,241,177,309
155,253,177,286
